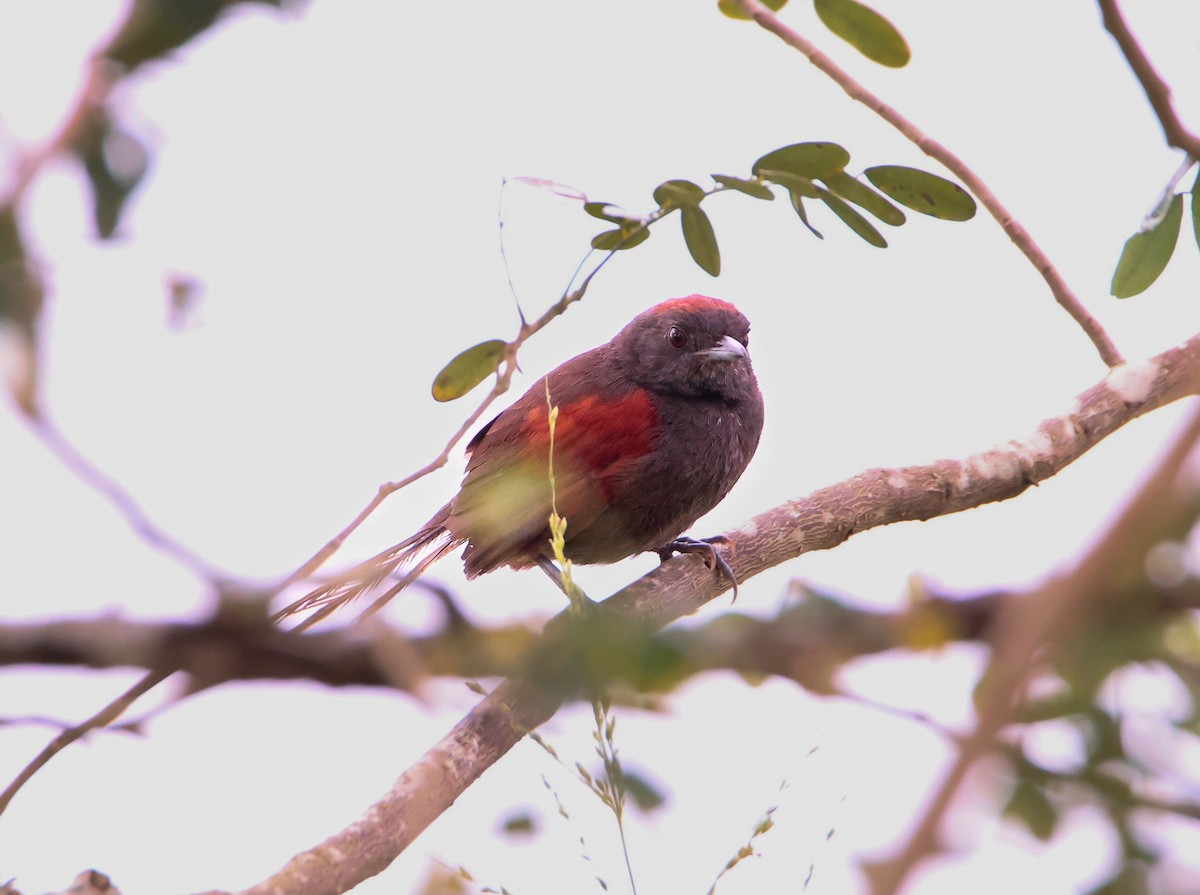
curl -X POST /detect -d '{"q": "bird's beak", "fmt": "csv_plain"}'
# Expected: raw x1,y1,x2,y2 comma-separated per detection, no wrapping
696,335,749,362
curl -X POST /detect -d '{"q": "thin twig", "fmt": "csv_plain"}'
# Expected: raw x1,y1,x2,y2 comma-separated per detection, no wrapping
28,414,225,584
1097,0,1200,159
736,0,1125,369
0,670,170,814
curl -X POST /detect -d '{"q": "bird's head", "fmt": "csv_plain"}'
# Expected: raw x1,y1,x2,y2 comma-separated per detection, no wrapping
614,295,757,401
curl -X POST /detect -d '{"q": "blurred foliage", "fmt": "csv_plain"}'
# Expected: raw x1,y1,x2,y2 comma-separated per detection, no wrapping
69,107,149,240
0,205,44,415
100,0,292,71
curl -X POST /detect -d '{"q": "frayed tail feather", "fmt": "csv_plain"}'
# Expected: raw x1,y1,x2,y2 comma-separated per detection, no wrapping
273,526,458,630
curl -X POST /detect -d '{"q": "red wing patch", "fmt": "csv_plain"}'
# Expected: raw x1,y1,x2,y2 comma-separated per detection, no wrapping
521,389,659,492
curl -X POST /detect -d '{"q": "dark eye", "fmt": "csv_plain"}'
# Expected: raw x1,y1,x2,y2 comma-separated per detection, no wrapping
667,325,687,349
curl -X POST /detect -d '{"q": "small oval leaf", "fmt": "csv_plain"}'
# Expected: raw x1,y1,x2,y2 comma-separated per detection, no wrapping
584,201,633,223
813,0,911,68
432,339,507,402
712,174,775,200
865,165,976,220
681,206,721,276
818,189,887,247
652,179,705,208
821,171,906,225
717,0,787,20
753,143,850,181
1111,193,1183,298
591,225,651,251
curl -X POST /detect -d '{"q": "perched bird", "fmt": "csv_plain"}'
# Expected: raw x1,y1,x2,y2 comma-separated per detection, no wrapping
280,295,764,624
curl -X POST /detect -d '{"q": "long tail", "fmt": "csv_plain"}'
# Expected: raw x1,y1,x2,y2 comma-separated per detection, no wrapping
273,522,459,630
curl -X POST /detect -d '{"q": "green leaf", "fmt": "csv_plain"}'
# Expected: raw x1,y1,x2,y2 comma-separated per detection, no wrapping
712,174,775,201
865,165,976,220
652,179,705,208
821,171,905,225
1111,193,1183,298
813,0,910,67
431,339,507,402
584,201,633,223
757,169,819,198
818,188,887,247
591,225,650,251
753,142,850,180
1191,168,1200,252
789,192,823,239
1003,780,1059,842
717,0,787,20
681,206,721,276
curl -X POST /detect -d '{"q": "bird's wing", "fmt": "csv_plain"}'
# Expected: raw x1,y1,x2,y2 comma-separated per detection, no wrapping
448,352,661,575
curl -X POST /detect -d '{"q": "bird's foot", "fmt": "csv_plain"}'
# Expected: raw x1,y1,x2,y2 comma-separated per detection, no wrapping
658,535,739,601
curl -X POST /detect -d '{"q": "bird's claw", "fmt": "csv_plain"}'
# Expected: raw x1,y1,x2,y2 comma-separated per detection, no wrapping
658,536,740,601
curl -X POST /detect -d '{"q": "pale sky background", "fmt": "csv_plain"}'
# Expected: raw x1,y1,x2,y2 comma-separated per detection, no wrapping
3,1,1200,893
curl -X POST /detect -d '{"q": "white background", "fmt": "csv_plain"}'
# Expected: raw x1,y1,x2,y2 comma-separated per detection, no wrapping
3,1,1200,893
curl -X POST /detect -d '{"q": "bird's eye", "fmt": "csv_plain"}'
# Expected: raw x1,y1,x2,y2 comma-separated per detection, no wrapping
667,325,688,349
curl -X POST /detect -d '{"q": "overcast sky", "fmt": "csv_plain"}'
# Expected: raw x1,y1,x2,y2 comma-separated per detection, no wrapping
3,2,1200,893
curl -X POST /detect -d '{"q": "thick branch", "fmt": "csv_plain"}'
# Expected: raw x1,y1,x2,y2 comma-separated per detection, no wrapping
735,0,1124,368
227,337,1200,894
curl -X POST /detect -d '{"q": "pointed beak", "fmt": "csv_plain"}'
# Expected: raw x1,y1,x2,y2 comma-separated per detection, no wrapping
696,335,749,362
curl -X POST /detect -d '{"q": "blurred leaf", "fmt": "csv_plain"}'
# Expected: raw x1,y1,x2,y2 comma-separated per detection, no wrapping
821,171,905,225
72,111,150,240
102,0,287,70
813,0,910,67
499,810,538,837
1086,864,1151,895
681,206,721,276
717,0,787,20
1110,193,1183,298
623,769,667,813
753,142,850,180
653,179,706,208
865,165,976,220
0,205,44,416
712,174,775,200
1191,168,1200,252
591,225,650,251
1003,780,1059,841
431,339,507,402
818,189,887,247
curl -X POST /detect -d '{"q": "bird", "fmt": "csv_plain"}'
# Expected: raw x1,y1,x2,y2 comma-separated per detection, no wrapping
278,295,764,625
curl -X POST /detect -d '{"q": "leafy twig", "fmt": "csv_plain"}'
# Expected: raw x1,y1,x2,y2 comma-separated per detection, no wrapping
735,0,1125,368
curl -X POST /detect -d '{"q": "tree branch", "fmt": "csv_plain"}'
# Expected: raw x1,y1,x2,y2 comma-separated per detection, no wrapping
865,400,1200,893
223,336,1200,894
1097,0,1200,159
735,0,1125,369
